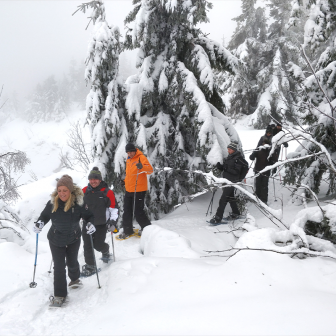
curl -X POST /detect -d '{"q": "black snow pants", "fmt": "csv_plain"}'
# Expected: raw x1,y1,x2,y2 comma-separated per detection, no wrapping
255,173,270,204
215,186,240,219
49,239,80,297
82,224,109,266
122,191,151,235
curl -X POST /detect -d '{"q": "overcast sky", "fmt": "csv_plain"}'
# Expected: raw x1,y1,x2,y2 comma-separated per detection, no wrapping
0,0,241,102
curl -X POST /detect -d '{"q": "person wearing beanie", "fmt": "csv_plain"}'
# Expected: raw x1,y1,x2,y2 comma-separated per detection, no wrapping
257,126,273,147
116,143,153,240
249,139,277,204
81,166,119,276
210,141,248,225
33,175,94,308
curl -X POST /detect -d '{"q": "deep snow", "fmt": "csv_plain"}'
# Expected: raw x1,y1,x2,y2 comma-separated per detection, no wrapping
0,112,335,335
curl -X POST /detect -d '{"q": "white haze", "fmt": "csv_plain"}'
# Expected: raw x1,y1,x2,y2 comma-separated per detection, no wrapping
0,0,241,107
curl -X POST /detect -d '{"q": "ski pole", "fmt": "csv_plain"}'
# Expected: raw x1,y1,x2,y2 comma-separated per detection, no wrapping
132,160,140,224
29,233,39,288
48,259,53,275
111,232,116,262
89,234,101,289
206,189,217,216
273,176,277,202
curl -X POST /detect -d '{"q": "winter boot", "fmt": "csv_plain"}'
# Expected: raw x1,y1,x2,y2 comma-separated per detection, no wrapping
209,215,221,225
49,296,66,308
68,279,83,289
81,264,96,277
101,251,113,263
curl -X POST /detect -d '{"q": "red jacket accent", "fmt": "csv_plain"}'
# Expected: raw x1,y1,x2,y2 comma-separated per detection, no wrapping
82,186,116,208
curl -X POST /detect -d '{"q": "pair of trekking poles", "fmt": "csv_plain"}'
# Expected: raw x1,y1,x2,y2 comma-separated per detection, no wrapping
29,226,117,290
29,161,142,289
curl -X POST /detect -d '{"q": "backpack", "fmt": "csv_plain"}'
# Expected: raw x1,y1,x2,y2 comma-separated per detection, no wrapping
237,157,249,181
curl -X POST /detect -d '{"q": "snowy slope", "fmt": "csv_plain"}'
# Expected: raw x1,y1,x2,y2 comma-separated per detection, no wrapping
0,113,336,335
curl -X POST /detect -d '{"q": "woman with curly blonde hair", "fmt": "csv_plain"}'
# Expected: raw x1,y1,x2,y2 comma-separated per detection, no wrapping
34,175,94,308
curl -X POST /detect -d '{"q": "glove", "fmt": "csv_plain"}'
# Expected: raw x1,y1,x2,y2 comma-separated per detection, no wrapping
120,180,125,188
109,208,119,221
283,142,288,148
86,222,96,235
106,219,118,233
136,161,143,169
216,162,223,170
33,220,44,234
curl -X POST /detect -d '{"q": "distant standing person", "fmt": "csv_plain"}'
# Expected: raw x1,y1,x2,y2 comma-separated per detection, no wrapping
81,167,119,277
117,143,153,240
257,125,273,147
209,141,248,225
33,175,94,308
249,139,277,204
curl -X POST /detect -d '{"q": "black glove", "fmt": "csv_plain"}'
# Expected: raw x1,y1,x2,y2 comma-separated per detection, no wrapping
216,162,223,170
136,161,143,169
223,163,228,172
106,219,118,233
283,142,288,148
120,180,125,187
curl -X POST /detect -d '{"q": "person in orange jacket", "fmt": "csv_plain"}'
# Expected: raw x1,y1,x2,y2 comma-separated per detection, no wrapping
117,143,153,240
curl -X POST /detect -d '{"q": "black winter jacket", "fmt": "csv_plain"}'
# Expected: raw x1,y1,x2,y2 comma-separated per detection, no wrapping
38,185,94,247
217,151,245,183
249,146,276,175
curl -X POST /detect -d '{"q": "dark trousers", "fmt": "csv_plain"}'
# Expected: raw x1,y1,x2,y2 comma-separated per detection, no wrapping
122,191,151,235
49,239,80,297
255,173,270,204
215,186,240,219
82,224,109,265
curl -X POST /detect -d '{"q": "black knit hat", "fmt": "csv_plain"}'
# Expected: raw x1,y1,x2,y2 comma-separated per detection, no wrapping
227,141,239,151
88,167,102,180
266,125,273,134
125,143,136,153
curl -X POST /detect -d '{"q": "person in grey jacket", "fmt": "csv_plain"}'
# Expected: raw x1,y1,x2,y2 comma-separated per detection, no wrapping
34,175,94,308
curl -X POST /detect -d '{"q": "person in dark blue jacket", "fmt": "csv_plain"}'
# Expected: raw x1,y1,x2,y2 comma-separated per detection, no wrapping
34,174,94,308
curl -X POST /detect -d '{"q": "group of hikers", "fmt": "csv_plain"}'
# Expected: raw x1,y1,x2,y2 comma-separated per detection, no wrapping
209,122,287,224
33,143,153,307
33,123,287,307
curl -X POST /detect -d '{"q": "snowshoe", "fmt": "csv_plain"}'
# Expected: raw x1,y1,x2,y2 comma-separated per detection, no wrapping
68,279,83,289
207,215,226,226
115,229,140,241
49,296,66,309
80,264,101,278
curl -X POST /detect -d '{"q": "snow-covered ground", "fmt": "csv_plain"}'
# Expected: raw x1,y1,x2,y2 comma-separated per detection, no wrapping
0,112,336,335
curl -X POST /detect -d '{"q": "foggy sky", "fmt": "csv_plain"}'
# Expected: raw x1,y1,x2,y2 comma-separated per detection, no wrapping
0,0,241,103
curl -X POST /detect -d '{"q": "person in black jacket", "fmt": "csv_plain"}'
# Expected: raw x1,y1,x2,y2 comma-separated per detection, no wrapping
257,125,273,147
209,142,246,224
81,167,119,276
249,139,276,204
33,175,94,308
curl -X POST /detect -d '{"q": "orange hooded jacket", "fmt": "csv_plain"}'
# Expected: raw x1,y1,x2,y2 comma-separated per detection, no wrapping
125,149,153,193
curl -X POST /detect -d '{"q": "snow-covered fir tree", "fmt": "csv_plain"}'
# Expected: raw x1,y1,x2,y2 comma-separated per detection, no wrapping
25,76,68,122
246,0,307,128
222,0,268,119
77,0,122,180
118,0,241,218
284,0,336,200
